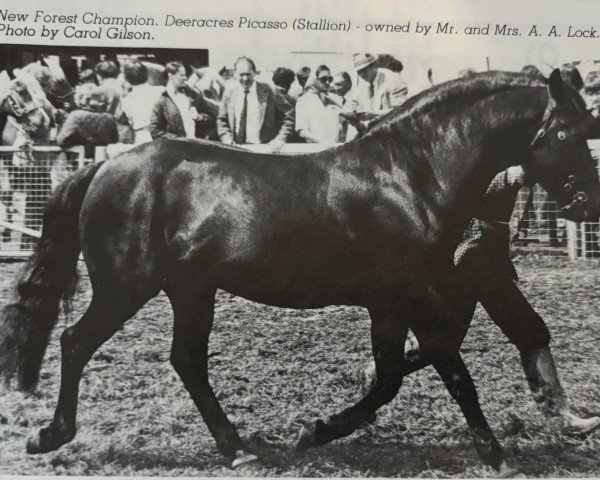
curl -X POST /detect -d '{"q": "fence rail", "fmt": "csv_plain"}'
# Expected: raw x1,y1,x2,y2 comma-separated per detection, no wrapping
0,142,598,260
0,146,85,256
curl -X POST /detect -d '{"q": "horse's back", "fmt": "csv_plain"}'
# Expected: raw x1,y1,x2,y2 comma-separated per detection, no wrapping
79,138,453,307
79,140,335,291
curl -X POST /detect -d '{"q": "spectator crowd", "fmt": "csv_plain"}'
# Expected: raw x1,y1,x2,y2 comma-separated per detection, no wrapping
48,52,410,155
8,52,600,156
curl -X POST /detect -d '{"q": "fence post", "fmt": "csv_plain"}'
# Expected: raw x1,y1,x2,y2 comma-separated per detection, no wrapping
73,146,85,168
565,221,578,260
94,146,108,163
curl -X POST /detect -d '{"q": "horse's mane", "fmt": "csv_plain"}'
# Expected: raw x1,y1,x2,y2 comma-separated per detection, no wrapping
366,71,548,136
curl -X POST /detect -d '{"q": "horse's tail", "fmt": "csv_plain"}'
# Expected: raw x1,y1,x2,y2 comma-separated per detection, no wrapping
0,161,105,392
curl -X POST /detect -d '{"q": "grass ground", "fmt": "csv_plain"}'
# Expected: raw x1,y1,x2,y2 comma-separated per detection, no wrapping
0,257,599,477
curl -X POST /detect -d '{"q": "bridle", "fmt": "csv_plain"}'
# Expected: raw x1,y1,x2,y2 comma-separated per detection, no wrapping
2,88,52,163
529,99,596,214
50,86,76,111
4,92,47,118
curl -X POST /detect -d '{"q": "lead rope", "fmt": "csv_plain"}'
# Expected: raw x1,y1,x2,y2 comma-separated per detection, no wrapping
514,187,535,242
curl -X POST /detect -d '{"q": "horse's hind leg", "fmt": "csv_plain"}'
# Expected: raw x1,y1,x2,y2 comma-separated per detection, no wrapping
27,285,156,454
297,305,420,450
165,284,251,466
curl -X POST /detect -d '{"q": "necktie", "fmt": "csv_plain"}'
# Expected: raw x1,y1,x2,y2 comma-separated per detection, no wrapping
368,82,375,109
238,89,248,144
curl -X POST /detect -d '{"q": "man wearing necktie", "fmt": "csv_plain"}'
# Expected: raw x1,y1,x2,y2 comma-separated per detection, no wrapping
331,71,353,107
217,56,294,152
351,53,408,116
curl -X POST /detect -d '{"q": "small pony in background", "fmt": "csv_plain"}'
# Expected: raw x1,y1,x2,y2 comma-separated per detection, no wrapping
0,69,56,249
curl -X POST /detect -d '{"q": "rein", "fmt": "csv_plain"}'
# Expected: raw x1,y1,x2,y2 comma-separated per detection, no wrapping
5,115,35,162
55,88,75,100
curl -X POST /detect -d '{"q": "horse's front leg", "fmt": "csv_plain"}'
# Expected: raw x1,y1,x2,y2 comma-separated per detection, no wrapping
411,304,507,472
296,305,411,450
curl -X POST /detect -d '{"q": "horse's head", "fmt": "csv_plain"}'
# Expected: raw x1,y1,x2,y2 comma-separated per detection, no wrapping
0,71,54,142
23,60,75,111
526,69,600,222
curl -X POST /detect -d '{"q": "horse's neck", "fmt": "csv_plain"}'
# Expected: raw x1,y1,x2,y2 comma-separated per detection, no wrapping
365,87,545,213
343,86,547,250
442,89,546,215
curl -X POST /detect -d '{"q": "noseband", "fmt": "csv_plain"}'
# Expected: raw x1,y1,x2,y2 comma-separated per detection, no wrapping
4,92,45,118
529,100,595,214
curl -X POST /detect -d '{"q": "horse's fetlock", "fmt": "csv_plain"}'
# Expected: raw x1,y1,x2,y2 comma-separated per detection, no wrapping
60,327,77,347
473,435,503,469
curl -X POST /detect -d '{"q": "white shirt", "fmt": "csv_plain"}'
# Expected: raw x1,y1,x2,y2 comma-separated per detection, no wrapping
122,84,164,144
234,82,260,144
352,68,408,113
167,84,195,138
295,91,343,144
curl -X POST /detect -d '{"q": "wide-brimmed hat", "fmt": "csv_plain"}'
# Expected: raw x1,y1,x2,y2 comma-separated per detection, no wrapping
353,53,378,72
585,70,600,95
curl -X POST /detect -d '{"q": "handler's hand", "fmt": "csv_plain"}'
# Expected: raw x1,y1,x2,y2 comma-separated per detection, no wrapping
192,111,211,122
269,139,285,153
506,166,525,187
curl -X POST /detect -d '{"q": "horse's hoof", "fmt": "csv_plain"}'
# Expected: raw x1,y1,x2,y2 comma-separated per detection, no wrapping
295,419,324,452
26,426,74,454
495,461,521,478
562,414,600,436
231,450,259,469
474,438,504,472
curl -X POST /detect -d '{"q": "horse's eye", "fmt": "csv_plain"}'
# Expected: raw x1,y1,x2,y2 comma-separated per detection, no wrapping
557,131,566,141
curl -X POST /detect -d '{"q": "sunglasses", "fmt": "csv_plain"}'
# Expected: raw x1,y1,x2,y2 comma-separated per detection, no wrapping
318,76,333,83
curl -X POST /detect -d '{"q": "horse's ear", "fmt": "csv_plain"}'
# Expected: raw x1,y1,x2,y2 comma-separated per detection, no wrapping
548,68,566,104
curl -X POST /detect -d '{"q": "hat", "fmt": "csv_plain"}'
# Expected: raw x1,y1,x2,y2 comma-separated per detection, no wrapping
584,70,600,95
353,53,378,72
75,83,108,112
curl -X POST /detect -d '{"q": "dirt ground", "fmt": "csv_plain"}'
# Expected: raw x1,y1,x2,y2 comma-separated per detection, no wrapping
0,257,598,477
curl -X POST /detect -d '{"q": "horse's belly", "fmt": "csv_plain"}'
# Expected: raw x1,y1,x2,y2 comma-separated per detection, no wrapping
211,242,434,309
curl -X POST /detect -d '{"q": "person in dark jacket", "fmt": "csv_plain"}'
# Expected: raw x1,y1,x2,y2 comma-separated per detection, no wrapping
457,167,600,433
149,62,215,140
217,56,294,151
364,166,600,435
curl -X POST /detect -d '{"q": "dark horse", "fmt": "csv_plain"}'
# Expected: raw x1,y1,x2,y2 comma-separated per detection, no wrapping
1,70,599,471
